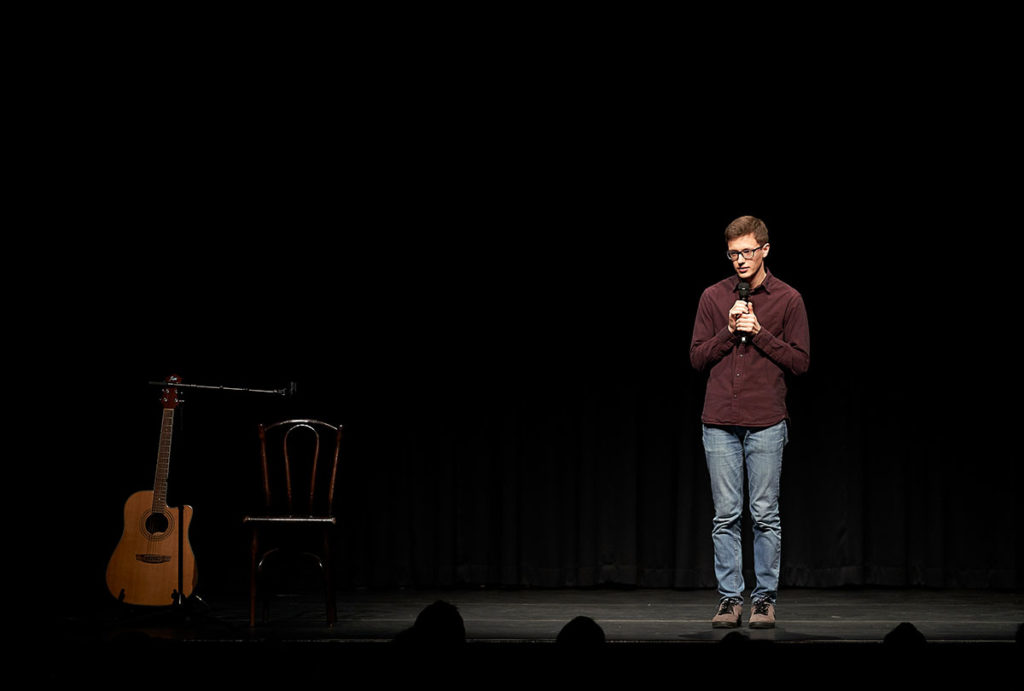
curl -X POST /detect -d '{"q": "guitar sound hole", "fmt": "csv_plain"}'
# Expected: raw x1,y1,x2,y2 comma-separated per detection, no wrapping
146,513,170,535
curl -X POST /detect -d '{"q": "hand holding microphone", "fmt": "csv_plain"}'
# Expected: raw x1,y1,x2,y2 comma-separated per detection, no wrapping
732,281,755,343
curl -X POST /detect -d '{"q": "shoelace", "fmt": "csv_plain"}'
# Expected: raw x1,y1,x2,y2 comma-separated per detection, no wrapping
717,600,738,615
752,600,771,616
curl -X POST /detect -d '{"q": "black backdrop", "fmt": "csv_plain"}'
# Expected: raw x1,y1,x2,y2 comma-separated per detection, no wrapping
49,187,1019,610
30,23,1021,619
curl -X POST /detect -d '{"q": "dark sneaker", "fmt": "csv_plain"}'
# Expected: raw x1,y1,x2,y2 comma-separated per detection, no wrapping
748,599,775,629
711,599,743,628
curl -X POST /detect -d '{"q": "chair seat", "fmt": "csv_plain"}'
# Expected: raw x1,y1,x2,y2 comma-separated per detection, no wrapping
244,516,337,524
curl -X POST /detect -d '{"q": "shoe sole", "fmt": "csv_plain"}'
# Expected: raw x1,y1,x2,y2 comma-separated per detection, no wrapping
748,622,775,629
712,621,741,629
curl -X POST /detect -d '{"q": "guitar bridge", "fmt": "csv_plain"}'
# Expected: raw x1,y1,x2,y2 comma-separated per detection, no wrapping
135,554,172,564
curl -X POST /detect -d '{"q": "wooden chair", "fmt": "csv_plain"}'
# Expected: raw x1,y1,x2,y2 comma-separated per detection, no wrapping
243,419,343,627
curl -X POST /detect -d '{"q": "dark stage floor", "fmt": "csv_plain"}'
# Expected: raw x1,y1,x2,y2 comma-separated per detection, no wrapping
43,586,1022,683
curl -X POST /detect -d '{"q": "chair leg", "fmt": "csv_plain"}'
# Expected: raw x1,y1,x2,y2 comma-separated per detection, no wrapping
323,527,336,626
249,529,259,627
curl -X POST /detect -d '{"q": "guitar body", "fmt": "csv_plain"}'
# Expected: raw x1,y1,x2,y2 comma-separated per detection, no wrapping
106,490,197,606
105,375,198,606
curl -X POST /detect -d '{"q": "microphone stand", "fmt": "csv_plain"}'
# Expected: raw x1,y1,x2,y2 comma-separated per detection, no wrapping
146,380,298,397
112,379,297,637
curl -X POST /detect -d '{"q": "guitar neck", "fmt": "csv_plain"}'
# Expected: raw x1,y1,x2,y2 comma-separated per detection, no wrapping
152,407,174,513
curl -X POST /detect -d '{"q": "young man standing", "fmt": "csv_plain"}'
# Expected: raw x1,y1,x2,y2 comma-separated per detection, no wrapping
689,215,810,629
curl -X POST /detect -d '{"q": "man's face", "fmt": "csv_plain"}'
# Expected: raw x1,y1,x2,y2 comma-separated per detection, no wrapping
727,233,769,281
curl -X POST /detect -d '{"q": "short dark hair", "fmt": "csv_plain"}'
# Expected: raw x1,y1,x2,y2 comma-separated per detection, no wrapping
724,216,769,246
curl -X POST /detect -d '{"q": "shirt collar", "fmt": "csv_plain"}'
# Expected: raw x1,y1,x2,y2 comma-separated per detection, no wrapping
733,269,772,294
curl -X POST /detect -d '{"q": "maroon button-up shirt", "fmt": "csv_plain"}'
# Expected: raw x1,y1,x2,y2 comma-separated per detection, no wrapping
689,271,810,427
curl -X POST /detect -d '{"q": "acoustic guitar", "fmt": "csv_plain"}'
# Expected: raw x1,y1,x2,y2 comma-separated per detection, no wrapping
105,375,198,605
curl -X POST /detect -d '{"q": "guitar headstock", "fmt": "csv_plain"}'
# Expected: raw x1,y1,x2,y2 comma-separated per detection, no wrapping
160,374,182,409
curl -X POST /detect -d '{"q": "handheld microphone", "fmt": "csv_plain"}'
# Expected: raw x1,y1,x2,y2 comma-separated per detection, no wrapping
737,281,751,344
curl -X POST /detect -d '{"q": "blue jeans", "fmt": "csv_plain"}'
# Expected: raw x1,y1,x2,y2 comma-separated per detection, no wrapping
702,421,787,604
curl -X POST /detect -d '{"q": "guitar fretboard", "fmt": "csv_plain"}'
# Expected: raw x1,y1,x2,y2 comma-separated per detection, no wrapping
152,407,174,512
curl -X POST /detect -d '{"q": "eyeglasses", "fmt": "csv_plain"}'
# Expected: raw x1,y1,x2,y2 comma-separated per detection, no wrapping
726,246,763,261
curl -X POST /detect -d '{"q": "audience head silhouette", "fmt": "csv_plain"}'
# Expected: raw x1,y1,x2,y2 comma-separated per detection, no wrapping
393,600,466,645
556,615,606,645
883,622,927,646
719,630,751,645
